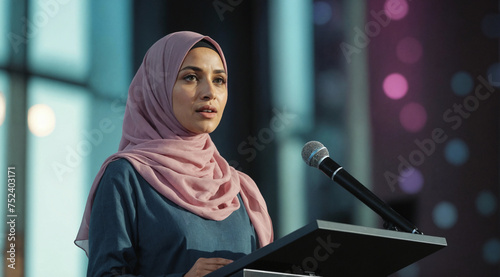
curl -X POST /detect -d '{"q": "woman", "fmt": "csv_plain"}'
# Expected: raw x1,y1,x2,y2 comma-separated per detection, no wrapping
75,31,274,276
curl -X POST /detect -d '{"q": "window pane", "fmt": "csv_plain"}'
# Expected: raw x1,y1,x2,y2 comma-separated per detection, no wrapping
0,0,10,65
28,0,88,81
26,77,89,276
90,0,132,97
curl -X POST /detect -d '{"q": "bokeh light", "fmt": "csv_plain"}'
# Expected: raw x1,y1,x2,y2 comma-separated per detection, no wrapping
384,0,409,21
313,1,332,25
398,167,424,194
28,103,56,137
451,71,474,96
383,73,408,99
399,102,427,132
444,138,469,166
432,201,458,229
476,190,497,217
481,14,500,38
396,37,423,64
0,91,5,126
487,62,500,88
483,238,500,264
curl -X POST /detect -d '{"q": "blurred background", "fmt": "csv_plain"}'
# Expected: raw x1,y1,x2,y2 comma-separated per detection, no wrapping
0,0,499,276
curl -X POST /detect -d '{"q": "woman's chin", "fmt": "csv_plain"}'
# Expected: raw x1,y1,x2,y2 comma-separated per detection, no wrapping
187,124,219,135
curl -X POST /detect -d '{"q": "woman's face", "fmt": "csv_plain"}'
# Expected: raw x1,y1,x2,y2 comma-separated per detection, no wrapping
172,47,228,134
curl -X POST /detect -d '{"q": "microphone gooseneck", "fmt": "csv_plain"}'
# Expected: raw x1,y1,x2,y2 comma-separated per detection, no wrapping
302,141,422,235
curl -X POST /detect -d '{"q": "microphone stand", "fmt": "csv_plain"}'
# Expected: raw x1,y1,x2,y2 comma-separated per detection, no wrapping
319,158,423,235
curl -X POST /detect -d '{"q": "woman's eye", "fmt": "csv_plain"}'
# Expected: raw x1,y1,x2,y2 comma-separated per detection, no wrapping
184,74,197,81
214,77,226,85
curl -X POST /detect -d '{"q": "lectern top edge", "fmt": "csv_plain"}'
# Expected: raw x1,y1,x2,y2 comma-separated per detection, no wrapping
315,220,448,246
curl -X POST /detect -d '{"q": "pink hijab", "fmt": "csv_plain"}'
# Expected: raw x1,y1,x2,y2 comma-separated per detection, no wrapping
75,31,273,254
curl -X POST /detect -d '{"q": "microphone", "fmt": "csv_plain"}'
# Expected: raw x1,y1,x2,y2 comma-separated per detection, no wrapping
302,141,422,235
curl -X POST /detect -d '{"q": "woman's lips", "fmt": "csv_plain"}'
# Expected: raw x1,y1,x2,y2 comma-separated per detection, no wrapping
196,105,217,119
197,111,217,119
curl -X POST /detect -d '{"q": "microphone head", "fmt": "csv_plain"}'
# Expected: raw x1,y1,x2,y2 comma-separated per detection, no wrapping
302,141,329,168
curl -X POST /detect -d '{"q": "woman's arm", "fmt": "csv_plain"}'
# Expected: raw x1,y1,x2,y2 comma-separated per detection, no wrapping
87,161,141,276
87,161,186,277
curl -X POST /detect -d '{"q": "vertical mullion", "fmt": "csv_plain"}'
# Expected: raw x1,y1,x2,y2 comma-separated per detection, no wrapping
5,0,28,276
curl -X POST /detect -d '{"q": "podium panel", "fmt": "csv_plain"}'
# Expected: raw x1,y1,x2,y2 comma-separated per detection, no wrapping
207,220,447,277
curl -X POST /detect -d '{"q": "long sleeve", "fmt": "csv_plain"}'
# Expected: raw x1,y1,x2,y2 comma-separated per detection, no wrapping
87,161,185,277
87,158,139,276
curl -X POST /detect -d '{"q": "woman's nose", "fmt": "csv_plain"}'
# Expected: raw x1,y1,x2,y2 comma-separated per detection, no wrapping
199,80,216,100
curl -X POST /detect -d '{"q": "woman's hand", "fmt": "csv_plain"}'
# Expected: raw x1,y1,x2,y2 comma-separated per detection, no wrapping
184,257,233,277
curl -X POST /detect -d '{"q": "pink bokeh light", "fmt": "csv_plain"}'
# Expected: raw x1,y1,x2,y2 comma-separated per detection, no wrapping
384,0,409,21
397,37,423,64
400,102,427,132
383,73,408,100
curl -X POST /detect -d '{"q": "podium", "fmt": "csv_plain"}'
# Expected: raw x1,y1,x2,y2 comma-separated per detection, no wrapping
207,220,447,277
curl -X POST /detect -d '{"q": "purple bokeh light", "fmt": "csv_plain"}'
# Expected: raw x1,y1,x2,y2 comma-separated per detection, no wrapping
398,167,424,194
384,0,409,21
396,37,423,64
399,102,427,132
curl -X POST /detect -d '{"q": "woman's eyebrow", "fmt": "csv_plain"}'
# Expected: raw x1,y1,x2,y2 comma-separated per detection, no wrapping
179,65,202,72
179,66,226,74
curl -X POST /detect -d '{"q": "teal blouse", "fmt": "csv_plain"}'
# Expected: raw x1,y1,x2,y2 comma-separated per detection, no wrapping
87,159,257,276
